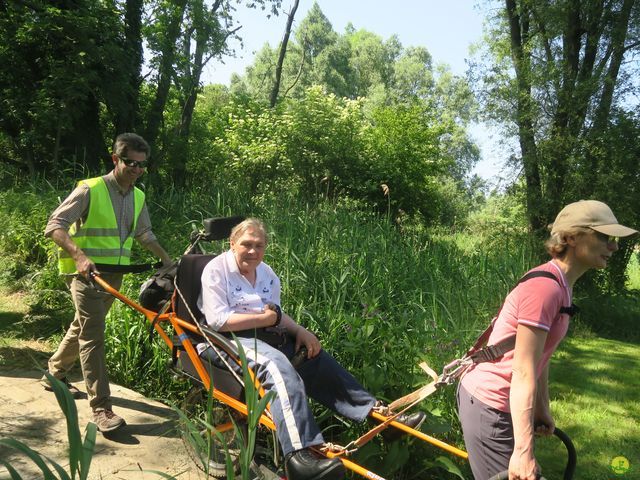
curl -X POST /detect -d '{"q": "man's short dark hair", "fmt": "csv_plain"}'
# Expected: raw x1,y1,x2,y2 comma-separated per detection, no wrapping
113,133,150,157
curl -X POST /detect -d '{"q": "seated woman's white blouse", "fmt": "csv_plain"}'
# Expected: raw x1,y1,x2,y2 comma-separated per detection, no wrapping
198,249,281,331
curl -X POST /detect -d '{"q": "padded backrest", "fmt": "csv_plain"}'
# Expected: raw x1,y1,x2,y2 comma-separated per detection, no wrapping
175,254,216,324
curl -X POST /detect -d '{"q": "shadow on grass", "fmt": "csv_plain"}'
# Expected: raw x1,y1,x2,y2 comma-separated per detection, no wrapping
0,310,24,331
0,284,73,341
0,343,52,371
551,339,640,419
0,308,73,341
575,293,640,343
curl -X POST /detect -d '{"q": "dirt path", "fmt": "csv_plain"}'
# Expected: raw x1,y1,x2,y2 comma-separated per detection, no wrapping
0,368,206,479
0,288,206,479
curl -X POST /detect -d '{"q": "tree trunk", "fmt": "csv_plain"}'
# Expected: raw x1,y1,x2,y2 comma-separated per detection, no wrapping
270,0,300,108
506,0,545,231
115,0,144,134
544,0,582,216
586,0,635,189
593,0,635,131
73,95,109,173
143,0,188,173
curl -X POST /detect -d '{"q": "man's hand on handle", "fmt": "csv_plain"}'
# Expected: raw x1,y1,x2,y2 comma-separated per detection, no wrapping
73,251,97,278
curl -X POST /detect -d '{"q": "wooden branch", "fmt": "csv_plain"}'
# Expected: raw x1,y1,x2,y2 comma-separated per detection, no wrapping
282,39,307,101
202,25,242,67
623,40,640,52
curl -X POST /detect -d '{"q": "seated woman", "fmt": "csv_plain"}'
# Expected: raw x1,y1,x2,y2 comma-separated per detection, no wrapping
457,200,637,480
197,218,425,480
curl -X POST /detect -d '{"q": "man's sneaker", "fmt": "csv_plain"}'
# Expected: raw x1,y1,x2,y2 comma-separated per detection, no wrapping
92,409,126,433
40,375,85,399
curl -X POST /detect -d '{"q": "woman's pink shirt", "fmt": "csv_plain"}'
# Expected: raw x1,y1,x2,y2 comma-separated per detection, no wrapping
460,261,572,412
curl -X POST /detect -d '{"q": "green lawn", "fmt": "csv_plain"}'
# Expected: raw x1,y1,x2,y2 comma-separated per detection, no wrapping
536,336,639,480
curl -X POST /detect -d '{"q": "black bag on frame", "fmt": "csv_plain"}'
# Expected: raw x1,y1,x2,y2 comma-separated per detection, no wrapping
139,262,178,312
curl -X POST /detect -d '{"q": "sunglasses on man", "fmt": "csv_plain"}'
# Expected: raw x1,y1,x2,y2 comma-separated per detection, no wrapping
116,154,148,169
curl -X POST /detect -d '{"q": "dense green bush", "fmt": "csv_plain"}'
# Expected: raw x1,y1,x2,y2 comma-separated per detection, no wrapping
186,86,473,225
0,187,61,288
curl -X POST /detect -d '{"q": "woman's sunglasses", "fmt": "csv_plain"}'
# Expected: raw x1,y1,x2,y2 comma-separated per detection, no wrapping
117,154,148,169
592,230,619,244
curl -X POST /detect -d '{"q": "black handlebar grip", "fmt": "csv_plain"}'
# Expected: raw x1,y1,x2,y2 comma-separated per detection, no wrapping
488,473,545,480
486,427,575,480
553,427,576,480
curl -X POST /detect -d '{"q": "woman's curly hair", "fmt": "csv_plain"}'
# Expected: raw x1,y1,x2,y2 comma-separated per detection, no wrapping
544,226,591,258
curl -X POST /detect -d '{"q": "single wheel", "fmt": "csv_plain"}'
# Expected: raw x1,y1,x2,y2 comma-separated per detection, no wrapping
179,385,246,478
252,425,285,479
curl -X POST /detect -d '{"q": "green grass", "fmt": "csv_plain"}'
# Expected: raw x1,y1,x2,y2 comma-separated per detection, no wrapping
537,336,640,480
0,287,28,329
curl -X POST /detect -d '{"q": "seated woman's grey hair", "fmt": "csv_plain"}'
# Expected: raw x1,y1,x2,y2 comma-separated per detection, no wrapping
230,218,268,244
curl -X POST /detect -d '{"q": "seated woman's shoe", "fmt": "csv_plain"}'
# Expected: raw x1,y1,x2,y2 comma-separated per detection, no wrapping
381,411,427,441
285,448,345,480
372,402,427,441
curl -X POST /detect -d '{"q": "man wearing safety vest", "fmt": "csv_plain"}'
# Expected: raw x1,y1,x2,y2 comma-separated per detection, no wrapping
42,133,172,433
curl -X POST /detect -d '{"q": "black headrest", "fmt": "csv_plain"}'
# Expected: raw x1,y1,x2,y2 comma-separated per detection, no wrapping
202,216,245,241
175,254,216,324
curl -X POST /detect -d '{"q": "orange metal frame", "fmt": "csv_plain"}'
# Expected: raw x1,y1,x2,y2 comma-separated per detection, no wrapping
93,274,467,479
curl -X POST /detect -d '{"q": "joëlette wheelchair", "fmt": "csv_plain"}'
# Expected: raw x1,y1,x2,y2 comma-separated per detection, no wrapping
91,216,469,479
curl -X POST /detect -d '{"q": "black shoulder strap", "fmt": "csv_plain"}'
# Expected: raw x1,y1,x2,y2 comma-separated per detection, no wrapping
467,269,579,364
517,271,580,316
516,270,560,286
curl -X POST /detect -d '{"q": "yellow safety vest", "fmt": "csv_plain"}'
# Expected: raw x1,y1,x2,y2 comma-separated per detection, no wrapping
58,176,145,274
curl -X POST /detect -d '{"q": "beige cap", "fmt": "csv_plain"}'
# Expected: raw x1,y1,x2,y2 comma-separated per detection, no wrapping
551,200,637,237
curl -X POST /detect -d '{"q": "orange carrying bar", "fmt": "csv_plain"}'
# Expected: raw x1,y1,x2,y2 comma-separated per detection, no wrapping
91,272,468,478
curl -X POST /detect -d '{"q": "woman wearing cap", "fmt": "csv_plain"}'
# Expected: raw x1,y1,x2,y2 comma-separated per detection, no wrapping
457,200,637,480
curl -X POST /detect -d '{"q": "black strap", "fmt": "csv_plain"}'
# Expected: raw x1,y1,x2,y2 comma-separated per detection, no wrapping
94,262,159,274
171,337,185,369
222,327,290,349
147,312,163,345
516,270,561,286
515,271,579,317
560,304,580,316
468,269,579,364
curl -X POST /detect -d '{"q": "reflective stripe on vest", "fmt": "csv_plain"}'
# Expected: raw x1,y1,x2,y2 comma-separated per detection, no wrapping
58,176,145,273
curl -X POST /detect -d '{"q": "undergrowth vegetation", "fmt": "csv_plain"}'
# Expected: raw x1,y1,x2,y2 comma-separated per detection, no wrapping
1,175,638,479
